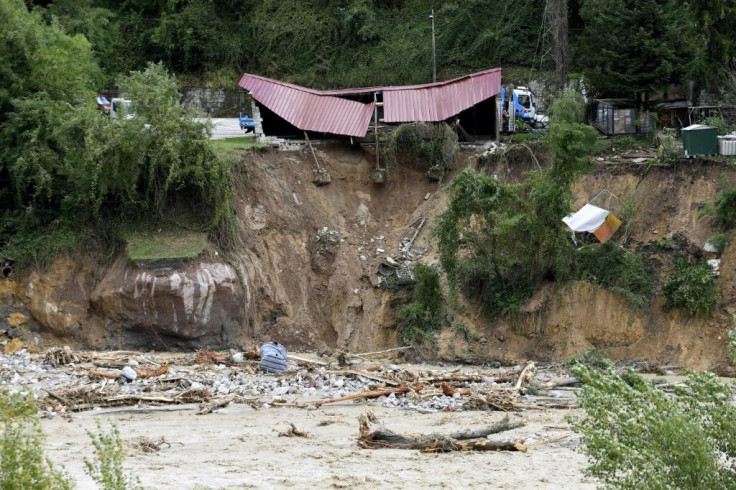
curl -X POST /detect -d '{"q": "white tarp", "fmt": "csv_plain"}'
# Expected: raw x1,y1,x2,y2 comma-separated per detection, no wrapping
562,204,610,233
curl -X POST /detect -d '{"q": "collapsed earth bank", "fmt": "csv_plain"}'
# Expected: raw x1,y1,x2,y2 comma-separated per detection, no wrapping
1,145,733,371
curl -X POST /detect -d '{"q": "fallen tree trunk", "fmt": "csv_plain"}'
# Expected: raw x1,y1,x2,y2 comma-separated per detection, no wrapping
357,411,526,453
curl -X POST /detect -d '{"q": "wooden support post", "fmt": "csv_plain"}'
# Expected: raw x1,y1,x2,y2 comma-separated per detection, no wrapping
373,92,380,169
304,131,322,170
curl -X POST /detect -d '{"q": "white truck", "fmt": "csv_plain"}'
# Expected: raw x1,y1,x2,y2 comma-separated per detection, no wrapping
499,86,548,132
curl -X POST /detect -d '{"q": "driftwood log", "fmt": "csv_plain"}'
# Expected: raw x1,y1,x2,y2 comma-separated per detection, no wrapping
357,411,526,453
313,385,424,408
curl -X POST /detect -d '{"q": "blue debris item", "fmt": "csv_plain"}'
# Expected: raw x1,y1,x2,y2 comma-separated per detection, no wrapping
238,112,255,133
260,342,288,372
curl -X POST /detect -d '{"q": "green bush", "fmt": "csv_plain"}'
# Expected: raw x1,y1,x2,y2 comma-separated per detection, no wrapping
715,187,736,230
382,122,458,175
708,232,730,256
398,263,443,345
84,421,140,490
663,259,718,315
570,364,736,488
650,128,681,166
0,387,72,490
569,243,653,308
701,115,734,136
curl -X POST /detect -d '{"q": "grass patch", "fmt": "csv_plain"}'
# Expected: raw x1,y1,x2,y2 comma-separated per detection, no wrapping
211,136,266,159
125,230,207,261
210,136,262,149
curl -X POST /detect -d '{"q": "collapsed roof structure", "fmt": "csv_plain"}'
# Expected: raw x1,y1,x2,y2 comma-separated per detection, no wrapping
238,68,502,139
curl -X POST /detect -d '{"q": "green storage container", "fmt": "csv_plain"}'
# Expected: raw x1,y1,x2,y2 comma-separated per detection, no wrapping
682,124,718,157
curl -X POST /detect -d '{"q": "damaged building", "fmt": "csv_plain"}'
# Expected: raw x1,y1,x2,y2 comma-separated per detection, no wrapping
238,68,502,142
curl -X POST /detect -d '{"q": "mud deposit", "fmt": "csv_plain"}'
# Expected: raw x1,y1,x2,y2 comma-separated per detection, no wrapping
5,347,595,488
42,404,592,489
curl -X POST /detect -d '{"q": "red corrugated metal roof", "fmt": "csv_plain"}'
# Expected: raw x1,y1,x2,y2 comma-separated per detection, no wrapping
238,68,501,136
240,74,375,137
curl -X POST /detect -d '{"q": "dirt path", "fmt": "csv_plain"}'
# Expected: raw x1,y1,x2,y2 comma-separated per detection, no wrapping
42,404,595,489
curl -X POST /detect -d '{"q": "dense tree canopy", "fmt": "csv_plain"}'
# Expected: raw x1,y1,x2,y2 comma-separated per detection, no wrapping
575,0,703,99
0,0,233,266
22,0,733,98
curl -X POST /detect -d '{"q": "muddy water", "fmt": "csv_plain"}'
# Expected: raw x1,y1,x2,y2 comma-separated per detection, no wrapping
42,404,595,489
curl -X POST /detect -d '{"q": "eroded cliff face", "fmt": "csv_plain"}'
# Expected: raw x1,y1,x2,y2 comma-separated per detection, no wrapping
1,147,735,371
0,256,247,349
90,257,246,341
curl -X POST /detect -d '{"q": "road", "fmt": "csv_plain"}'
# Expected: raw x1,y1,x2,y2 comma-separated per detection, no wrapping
197,117,251,140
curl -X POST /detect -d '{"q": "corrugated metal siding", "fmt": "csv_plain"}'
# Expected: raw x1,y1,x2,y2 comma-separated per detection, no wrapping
239,68,501,135
240,74,375,137
382,69,501,122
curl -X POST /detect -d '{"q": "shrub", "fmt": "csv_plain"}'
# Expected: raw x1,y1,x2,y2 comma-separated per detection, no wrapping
568,243,653,307
382,122,457,175
397,263,443,345
715,186,736,230
0,387,72,490
84,421,140,490
570,364,736,488
650,128,681,166
708,232,730,256
663,259,718,315
701,115,734,136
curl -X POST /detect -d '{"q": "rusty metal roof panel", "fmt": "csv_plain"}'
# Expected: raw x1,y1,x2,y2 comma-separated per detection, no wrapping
381,69,501,123
239,74,374,137
239,68,501,133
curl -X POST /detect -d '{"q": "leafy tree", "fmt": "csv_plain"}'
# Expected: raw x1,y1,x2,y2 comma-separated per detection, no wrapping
576,0,704,100
435,91,599,318
571,364,736,488
0,1,235,265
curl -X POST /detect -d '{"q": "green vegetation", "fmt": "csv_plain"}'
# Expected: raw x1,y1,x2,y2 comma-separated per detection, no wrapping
729,315,736,365
571,363,736,488
708,232,730,256
701,115,735,135
650,128,681,167
126,231,207,261
0,1,236,267
16,0,729,100
663,259,718,316
0,387,72,489
577,0,703,100
567,243,652,308
398,263,443,345
382,123,458,176
436,91,633,319
569,347,612,370
84,421,140,490
715,185,736,229
591,135,647,156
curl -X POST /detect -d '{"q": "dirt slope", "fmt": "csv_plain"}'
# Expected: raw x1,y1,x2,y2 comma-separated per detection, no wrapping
232,144,442,352
2,143,735,371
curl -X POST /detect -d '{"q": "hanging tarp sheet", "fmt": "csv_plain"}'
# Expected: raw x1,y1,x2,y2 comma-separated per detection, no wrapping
562,204,621,244
562,204,610,233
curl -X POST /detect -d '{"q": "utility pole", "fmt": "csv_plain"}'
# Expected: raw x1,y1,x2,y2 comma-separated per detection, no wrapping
430,10,436,82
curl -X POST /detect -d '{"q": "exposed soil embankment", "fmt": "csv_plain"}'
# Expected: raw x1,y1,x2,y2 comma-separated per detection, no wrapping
441,158,736,372
1,145,735,370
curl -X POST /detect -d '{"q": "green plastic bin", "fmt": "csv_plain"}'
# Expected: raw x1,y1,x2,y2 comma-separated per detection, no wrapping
682,124,718,157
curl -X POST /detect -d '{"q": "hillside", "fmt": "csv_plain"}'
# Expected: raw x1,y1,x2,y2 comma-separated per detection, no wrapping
1,141,734,373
